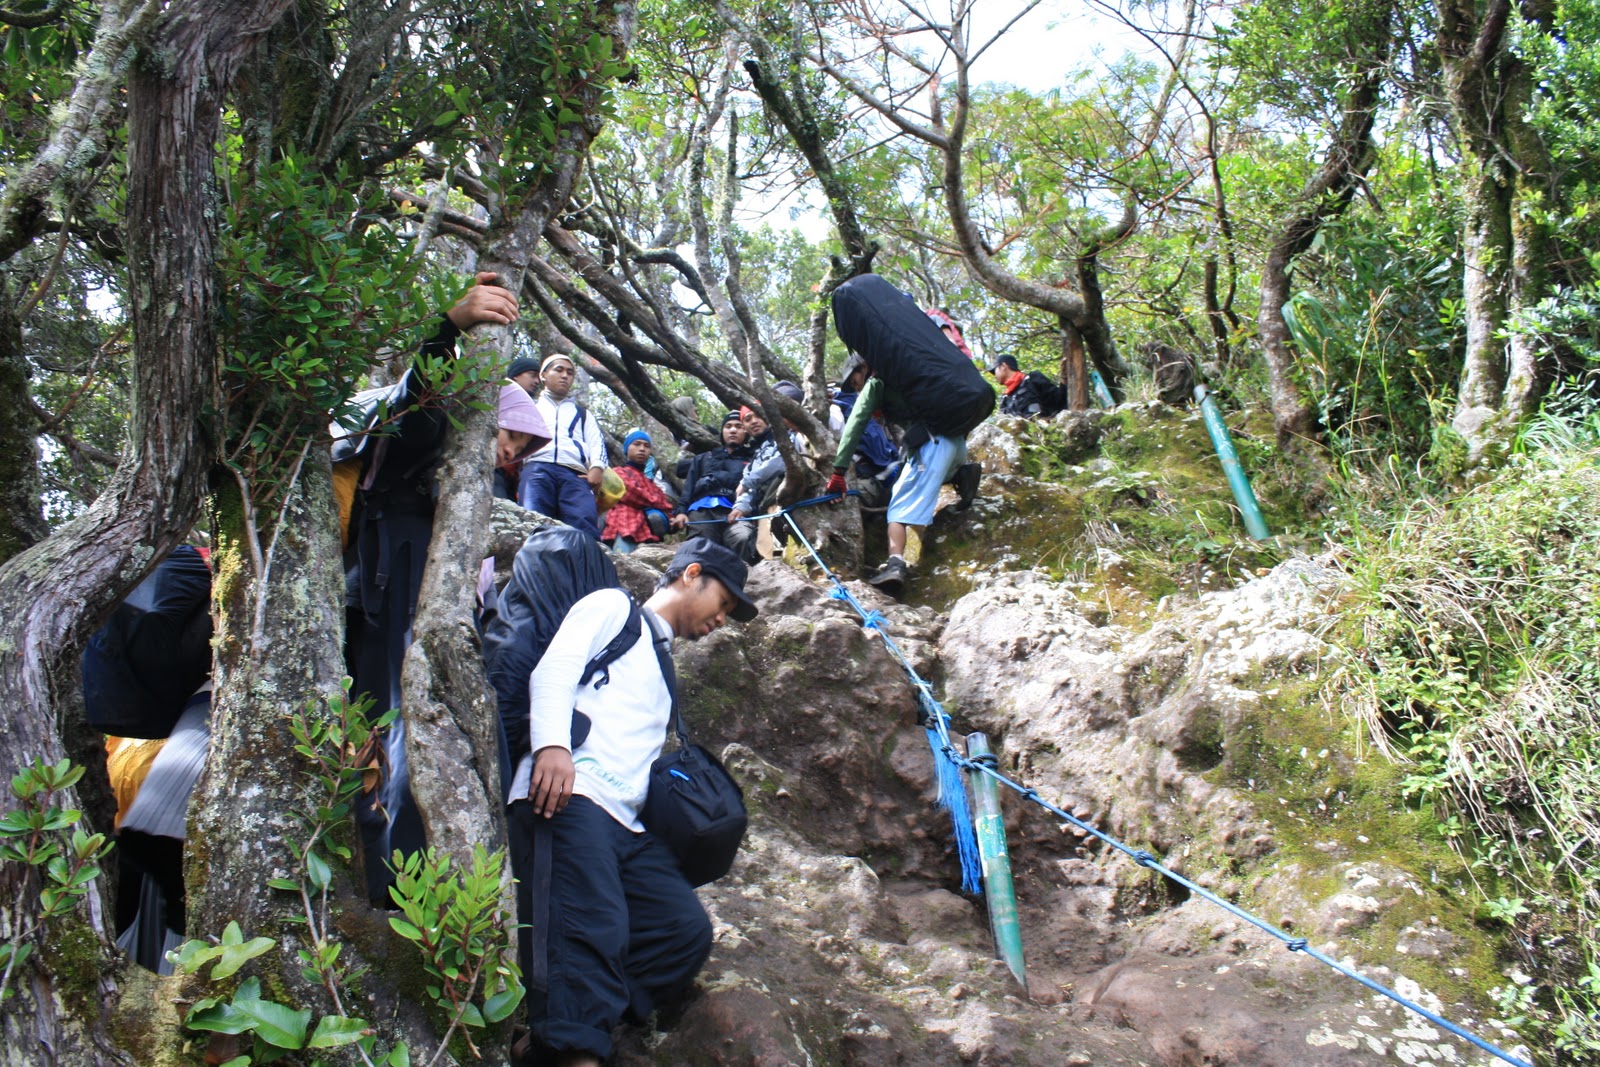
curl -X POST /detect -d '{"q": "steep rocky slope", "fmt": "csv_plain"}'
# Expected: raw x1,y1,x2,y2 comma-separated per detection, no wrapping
500,405,1533,1065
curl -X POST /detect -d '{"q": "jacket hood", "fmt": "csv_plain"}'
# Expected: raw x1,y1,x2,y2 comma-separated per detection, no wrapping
498,381,552,461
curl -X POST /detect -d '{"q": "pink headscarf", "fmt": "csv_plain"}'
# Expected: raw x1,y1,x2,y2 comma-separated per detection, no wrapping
498,380,551,462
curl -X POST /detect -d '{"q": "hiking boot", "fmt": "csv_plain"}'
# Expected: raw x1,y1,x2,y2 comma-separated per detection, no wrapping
953,462,981,511
866,555,909,596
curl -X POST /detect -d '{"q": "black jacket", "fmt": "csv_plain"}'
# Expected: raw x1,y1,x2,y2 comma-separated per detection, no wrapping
999,371,1064,418
677,444,751,513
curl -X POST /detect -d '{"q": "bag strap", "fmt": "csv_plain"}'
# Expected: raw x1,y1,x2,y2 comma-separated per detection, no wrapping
644,608,687,747
578,592,642,691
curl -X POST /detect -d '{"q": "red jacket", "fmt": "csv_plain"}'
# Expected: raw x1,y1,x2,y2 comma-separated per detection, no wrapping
602,464,673,544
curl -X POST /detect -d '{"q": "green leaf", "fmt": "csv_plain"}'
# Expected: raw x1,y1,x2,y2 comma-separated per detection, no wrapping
385,1042,411,1067
307,852,332,891
233,999,311,1050
185,1001,256,1035
168,939,223,975
308,1014,370,1048
210,934,276,980
482,986,525,1024
455,1002,486,1029
266,877,300,892
388,917,423,942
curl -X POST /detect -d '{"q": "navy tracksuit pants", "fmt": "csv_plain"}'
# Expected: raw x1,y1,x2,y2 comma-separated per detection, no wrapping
510,796,712,1059
518,462,602,540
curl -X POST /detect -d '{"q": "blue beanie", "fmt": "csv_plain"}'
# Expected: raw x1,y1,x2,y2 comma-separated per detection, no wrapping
623,428,652,452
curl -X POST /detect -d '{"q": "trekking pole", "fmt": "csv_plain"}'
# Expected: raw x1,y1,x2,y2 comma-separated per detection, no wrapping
1088,368,1115,409
966,733,1026,989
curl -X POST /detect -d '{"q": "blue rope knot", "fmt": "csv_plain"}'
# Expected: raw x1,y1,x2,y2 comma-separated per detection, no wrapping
860,610,888,631
1131,850,1157,867
1286,938,1308,952
827,585,851,602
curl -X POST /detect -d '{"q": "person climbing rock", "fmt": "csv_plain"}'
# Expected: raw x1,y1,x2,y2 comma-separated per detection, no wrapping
824,274,994,596
507,539,758,1067
338,273,548,904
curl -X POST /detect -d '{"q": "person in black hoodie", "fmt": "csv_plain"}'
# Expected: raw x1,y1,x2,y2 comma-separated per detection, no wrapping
673,410,751,550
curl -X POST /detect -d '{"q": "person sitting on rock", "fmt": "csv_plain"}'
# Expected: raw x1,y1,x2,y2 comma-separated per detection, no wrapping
727,380,809,563
829,352,901,509
990,354,1065,419
509,539,758,1067
676,410,751,549
601,429,675,554
517,354,609,539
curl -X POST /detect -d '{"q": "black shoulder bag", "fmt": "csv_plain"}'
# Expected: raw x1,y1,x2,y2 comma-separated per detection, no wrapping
641,617,747,887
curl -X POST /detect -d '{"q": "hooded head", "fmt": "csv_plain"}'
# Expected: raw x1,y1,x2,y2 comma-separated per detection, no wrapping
497,381,551,466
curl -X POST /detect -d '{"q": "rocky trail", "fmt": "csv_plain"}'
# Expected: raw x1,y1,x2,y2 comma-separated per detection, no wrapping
492,407,1530,1066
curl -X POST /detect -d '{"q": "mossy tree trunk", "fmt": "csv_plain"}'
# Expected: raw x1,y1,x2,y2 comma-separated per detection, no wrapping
1443,0,1557,463
0,2,292,1062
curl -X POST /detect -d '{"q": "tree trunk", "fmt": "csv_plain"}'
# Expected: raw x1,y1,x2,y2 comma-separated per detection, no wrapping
0,1,292,1061
402,0,640,880
1255,21,1387,450
1443,0,1555,460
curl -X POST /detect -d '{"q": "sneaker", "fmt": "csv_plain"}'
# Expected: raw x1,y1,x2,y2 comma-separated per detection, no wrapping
953,462,981,510
866,555,909,596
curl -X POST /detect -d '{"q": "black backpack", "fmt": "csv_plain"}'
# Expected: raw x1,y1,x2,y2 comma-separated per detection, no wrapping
82,546,213,739
481,527,640,800
831,274,996,441
485,527,747,885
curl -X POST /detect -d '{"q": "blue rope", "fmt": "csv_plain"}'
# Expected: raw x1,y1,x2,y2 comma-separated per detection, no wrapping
776,508,1533,1067
683,490,862,525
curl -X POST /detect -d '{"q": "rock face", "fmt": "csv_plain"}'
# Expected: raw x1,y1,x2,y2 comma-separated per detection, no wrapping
595,548,1523,1065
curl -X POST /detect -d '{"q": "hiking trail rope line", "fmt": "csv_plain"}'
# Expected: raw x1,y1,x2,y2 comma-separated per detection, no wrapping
761,497,1532,1067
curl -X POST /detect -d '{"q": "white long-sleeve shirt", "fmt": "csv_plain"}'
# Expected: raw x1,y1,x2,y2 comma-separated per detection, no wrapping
510,588,674,831
528,393,607,473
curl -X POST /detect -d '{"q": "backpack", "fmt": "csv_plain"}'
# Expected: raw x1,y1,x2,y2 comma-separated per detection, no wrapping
831,274,995,441
485,528,747,885
82,546,213,739
480,527,643,801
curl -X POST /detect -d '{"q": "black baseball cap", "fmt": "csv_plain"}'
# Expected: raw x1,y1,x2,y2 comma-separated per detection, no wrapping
988,354,1019,373
671,539,758,622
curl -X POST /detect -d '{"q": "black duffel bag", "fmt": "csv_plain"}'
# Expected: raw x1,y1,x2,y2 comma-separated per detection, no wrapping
642,627,747,886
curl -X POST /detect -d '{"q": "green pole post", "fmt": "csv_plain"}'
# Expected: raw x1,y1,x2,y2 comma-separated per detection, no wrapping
965,733,1026,988
1088,368,1115,408
1194,384,1270,540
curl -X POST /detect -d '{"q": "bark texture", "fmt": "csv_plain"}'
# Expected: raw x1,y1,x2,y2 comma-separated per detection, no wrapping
0,1,292,1061
0,287,46,564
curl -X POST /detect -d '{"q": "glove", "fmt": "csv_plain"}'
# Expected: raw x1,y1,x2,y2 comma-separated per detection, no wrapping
825,471,848,496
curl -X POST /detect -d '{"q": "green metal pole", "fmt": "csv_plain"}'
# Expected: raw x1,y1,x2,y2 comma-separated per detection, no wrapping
1088,368,1115,408
965,733,1026,988
1194,384,1270,540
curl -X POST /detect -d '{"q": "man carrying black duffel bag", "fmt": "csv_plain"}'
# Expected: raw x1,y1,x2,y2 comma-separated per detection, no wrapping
506,539,757,1067
824,273,996,596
